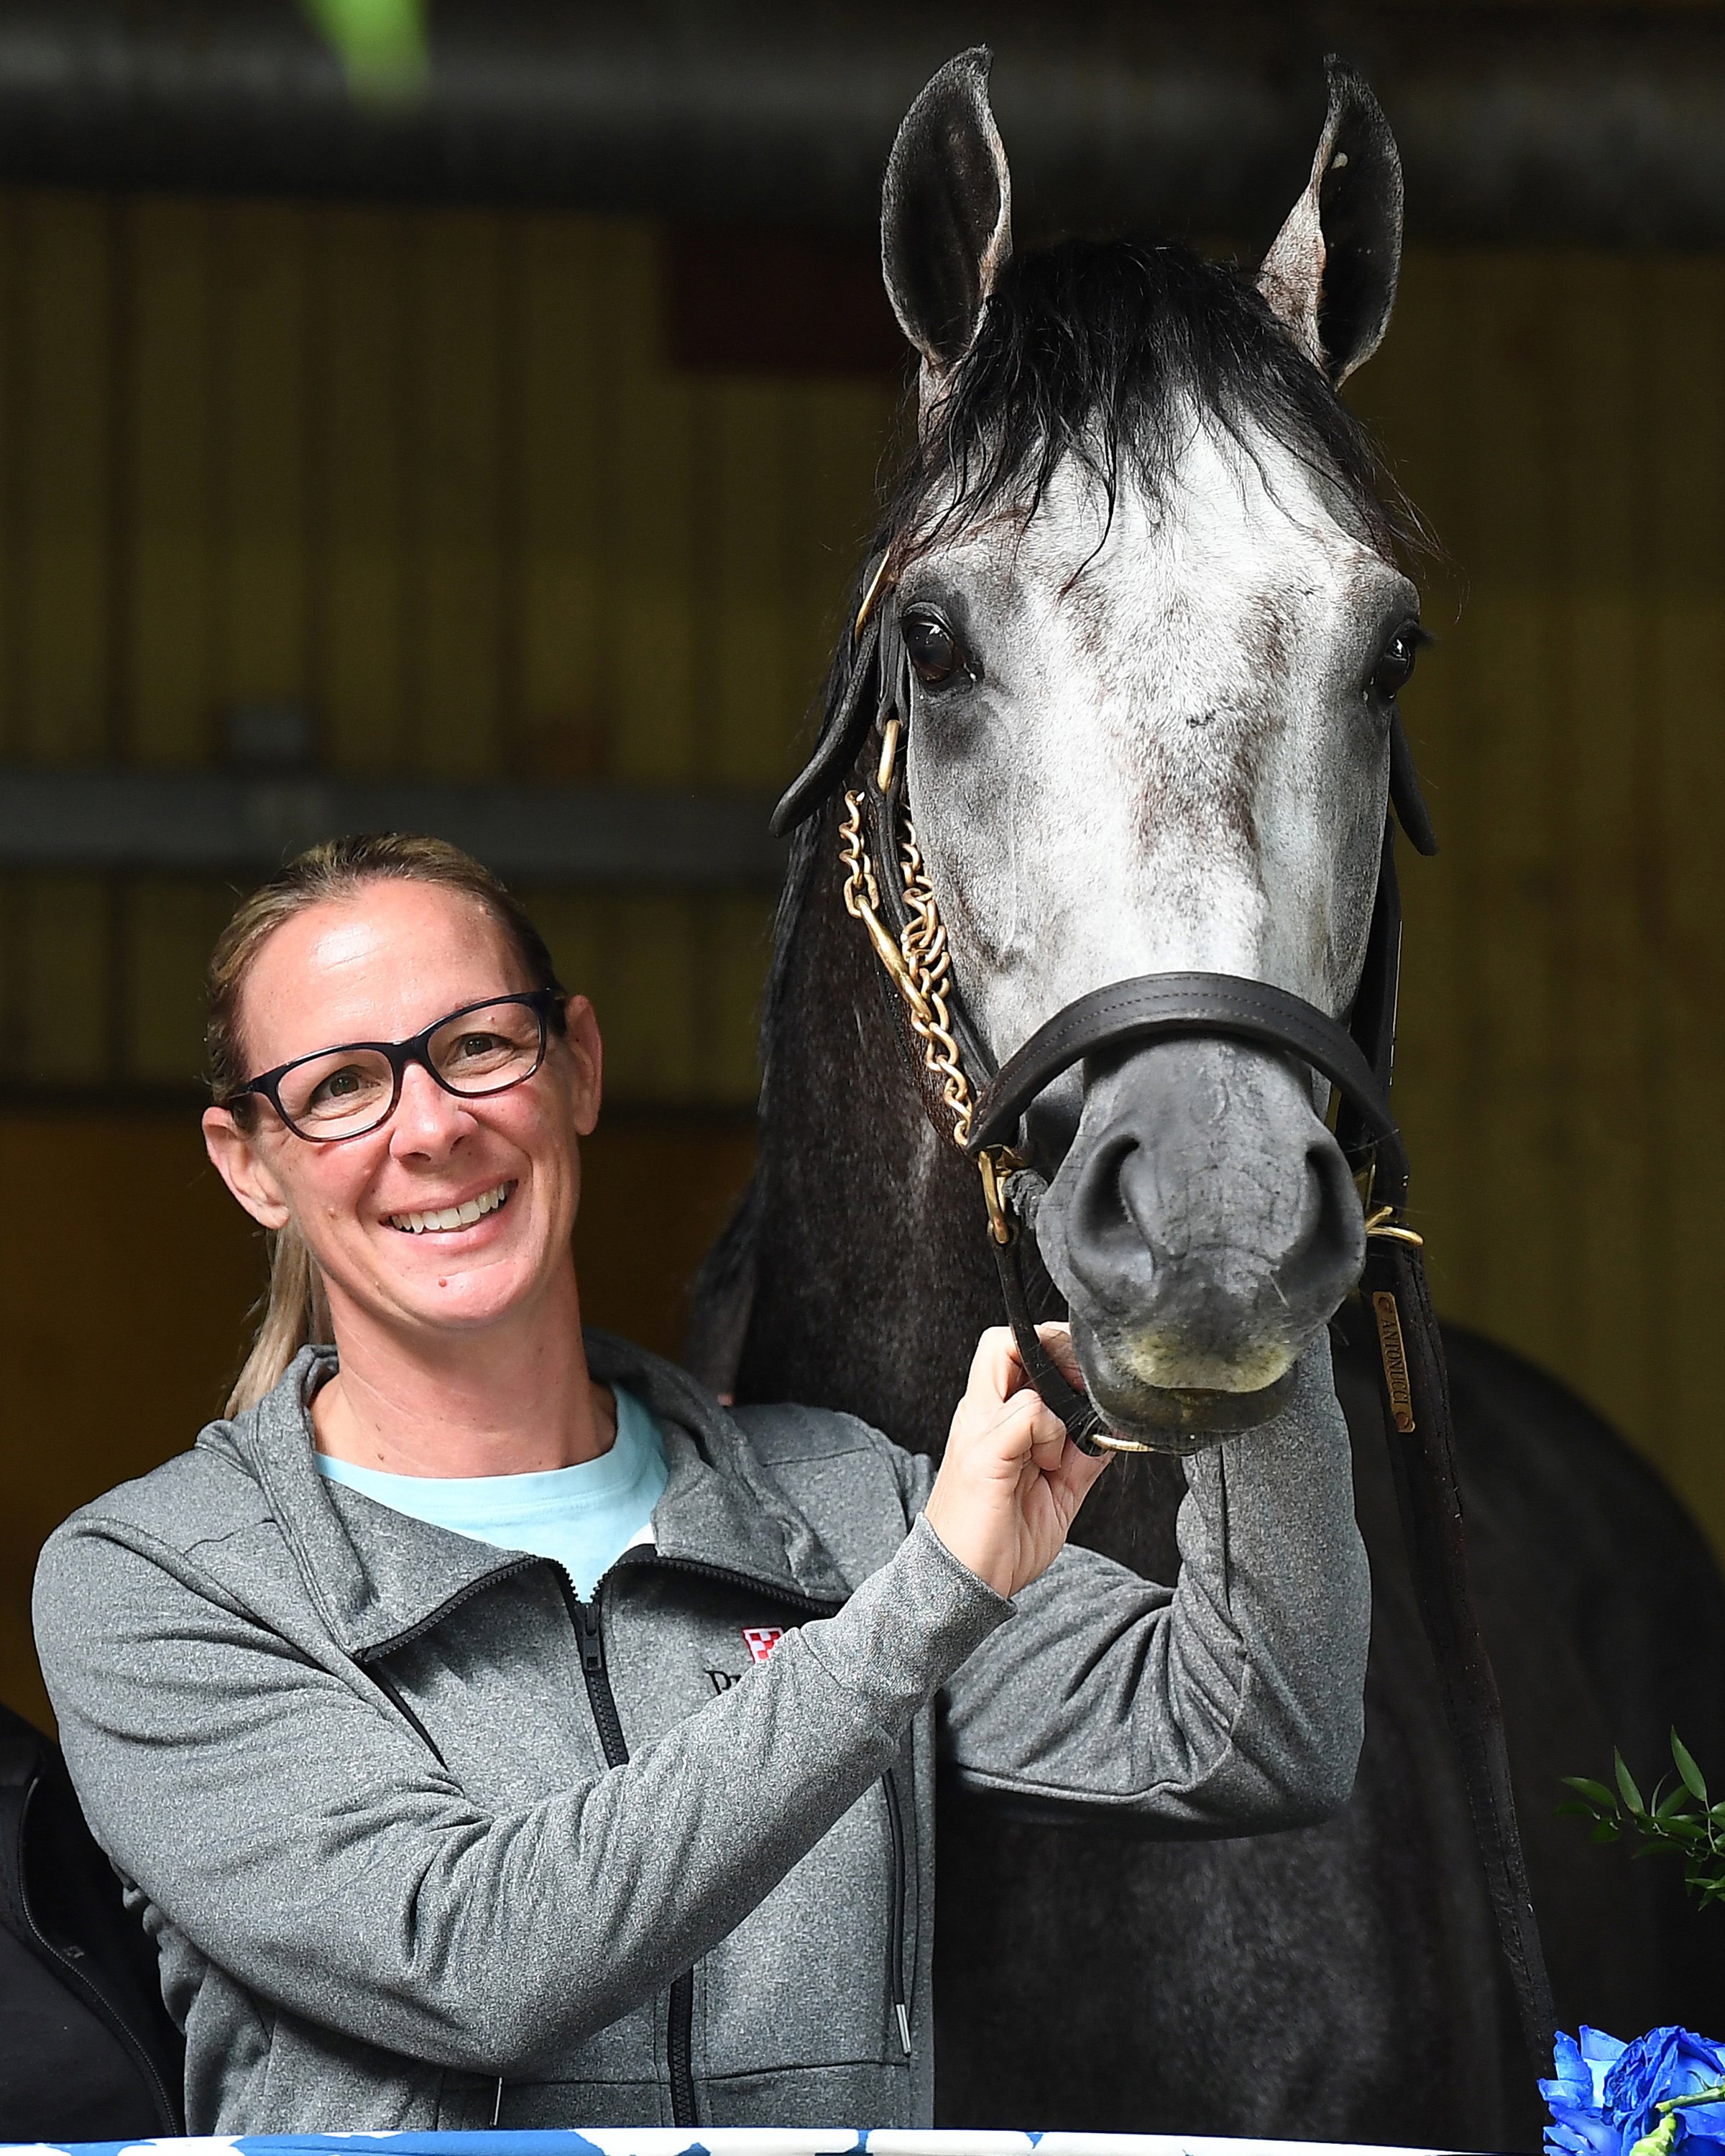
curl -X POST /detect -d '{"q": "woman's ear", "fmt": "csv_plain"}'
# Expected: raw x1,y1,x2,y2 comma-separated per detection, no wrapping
561,995,603,1138
202,1106,293,1231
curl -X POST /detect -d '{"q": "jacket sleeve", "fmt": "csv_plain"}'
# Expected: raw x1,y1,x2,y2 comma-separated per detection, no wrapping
32,1509,1006,2076
933,1333,1371,1832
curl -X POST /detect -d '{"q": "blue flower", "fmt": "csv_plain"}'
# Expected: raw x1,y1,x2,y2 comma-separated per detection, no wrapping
1543,2030,1725,2156
1611,2030,1725,2156
1544,2028,1630,2156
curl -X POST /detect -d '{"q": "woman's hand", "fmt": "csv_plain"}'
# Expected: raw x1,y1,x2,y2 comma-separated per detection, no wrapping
922,1325,1110,1599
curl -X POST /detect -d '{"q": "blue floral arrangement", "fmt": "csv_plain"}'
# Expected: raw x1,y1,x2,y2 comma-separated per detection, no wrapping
1547,1740,1725,2156
1544,2027,1725,2156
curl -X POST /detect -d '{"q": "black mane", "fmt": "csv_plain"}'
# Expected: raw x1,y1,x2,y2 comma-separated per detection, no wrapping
886,236,1414,567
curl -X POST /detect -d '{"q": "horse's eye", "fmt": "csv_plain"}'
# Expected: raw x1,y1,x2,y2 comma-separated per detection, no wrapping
1369,625,1422,701
903,612,969,686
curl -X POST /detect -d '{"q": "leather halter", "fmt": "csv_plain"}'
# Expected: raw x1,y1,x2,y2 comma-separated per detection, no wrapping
772,553,1555,2070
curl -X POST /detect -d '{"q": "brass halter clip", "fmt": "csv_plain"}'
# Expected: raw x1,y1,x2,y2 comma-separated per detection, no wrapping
853,554,894,644
978,1146,1024,1245
1364,1204,1425,1250
876,716,902,795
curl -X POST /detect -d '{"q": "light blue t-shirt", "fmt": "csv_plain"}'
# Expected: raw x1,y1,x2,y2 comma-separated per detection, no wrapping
316,1383,669,1602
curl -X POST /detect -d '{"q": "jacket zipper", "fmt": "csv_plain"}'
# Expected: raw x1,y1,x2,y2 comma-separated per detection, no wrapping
358,1554,542,1664
558,1577,698,2129
880,1769,911,2056
15,1778,181,2133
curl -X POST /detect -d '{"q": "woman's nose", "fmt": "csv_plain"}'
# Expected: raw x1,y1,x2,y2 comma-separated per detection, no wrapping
388,1061,473,1153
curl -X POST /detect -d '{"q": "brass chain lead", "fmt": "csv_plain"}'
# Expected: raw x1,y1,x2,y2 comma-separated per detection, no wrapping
840,787,976,1149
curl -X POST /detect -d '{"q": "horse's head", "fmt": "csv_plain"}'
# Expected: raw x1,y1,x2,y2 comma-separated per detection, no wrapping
876,52,1420,1441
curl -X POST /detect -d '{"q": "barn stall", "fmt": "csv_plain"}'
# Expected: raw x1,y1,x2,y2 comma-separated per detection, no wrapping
0,0,1719,1742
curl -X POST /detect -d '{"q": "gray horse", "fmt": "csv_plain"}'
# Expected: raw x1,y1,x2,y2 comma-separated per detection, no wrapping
693,51,1725,2149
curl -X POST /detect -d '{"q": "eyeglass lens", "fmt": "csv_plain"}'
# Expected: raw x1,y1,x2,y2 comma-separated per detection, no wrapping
277,1000,545,1138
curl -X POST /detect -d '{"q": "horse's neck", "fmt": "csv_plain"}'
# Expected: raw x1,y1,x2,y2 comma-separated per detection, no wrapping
722,811,1185,1575
732,815,994,1455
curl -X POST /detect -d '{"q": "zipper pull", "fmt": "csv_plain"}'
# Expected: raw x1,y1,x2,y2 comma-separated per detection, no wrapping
577,1599,604,1675
896,2001,911,2055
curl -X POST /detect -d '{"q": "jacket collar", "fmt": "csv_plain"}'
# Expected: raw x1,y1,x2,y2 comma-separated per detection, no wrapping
198,1333,852,1664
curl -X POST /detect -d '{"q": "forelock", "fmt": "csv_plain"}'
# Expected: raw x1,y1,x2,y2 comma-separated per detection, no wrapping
885,238,1418,571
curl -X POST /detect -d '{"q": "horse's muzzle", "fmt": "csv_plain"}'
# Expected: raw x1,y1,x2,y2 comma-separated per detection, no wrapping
1067,1317,1300,1451
1034,1036,1366,1446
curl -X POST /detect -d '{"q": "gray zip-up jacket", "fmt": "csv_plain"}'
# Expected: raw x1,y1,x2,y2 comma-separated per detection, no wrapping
33,1331,1368,2136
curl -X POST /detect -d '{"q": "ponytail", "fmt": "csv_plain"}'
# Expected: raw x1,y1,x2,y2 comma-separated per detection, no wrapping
225,1220,334,1416
207,832,564,1416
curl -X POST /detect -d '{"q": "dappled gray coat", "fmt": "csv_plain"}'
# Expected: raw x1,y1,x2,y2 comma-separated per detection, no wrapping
32,1332,1368,2133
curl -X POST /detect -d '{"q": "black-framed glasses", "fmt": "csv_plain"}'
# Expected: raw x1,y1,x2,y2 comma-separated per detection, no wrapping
227,990,564,1143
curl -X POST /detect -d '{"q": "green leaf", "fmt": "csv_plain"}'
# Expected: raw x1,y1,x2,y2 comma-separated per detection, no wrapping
1656,1787,1697,1822
1631,2114,1682,2156
1565,1777,1621,1810
1618,1754,1649,1815
1592,1823,1622,1844
1673,1732,1710,1803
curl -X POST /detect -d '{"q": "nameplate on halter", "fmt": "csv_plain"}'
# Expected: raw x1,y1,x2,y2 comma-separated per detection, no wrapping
1371,1291,1417,1434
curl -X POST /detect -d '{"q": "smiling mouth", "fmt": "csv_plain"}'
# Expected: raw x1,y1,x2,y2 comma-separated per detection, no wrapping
386,1180,515,1236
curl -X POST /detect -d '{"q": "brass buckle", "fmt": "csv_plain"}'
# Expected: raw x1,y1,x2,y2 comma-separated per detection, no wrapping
853,555,894,643
978,1146,1024,1245
876,715,902,795
1363,1204,1425,1250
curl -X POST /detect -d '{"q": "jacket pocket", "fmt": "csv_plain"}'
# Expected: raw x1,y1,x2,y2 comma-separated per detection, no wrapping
696,1779,903,2077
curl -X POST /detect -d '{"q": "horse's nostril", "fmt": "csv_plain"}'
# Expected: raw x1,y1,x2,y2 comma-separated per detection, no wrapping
1289,1132,1368,1291
1073,1134,1151,1259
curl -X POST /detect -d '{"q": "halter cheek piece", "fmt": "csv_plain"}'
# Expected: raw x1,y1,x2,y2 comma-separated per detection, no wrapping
772,553,1555,2071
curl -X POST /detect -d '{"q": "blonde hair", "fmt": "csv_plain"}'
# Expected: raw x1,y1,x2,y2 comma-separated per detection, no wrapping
208,833,566,1416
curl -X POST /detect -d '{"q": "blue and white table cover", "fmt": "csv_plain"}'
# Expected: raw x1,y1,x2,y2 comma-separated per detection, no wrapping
0,2130,1460,2156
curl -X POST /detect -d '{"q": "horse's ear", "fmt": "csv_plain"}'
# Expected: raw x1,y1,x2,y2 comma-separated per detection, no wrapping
1256,57,1402,385
881,47,1013,382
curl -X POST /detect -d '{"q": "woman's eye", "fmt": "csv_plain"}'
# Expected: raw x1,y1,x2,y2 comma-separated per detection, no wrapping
450,1031,504,1064
903,613,970,686
310,1065,366,1105
1368,626,1422,701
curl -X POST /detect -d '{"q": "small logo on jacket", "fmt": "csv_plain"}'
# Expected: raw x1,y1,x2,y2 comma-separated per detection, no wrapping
742,1626,784,1664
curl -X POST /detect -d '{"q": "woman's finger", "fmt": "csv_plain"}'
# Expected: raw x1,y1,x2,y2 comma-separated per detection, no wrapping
965,1325,1021,1410
1031,1321,1083,1390
1027,1401,1070,1472
1049,1436,1111,1516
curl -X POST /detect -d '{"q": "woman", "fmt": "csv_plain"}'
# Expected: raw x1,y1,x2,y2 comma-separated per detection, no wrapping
34,832,1370,2134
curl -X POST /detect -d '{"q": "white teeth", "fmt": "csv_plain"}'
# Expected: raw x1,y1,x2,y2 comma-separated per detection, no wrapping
387,1181,512,1235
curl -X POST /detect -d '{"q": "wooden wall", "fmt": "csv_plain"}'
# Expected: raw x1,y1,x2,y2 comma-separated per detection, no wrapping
0,194,898,1103
0,192,1721,1718
1352,256,1725,1555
